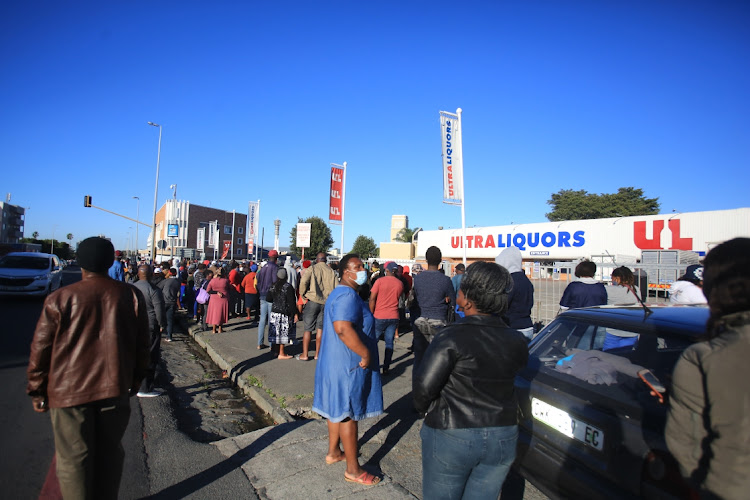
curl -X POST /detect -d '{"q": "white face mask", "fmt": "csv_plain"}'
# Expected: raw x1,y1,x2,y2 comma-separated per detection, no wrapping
353,270,368,286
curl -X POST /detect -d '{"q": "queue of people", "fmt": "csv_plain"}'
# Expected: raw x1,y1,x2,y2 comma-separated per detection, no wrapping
30,235,745,500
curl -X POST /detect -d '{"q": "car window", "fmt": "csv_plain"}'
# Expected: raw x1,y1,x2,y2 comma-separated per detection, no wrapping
0,256,51,270
531,318,693,382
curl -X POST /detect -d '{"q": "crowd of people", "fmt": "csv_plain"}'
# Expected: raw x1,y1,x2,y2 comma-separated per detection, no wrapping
26,235,747,499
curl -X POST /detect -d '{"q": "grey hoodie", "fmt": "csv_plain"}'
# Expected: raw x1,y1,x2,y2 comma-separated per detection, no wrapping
495,247,534,330
495,247,522,274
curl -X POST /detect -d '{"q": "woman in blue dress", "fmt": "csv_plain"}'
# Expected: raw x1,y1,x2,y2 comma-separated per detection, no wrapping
312,254,383,485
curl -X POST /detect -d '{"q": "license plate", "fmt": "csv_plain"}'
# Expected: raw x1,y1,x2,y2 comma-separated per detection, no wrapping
531,397,604,451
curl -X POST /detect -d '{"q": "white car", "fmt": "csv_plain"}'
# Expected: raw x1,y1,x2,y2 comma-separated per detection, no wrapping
0,252,64,297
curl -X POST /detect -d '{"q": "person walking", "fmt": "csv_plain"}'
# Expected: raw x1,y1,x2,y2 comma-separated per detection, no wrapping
133,264,167,397
27,237,150,500
268,268,298,360
108,250,125,281
413,261,529,500
159,267,182,342
206,267,232,334
666,238,750,499
369,261,403,375
298,252,338,360
312,254,383,485
669,264,707,305
412,246,455,372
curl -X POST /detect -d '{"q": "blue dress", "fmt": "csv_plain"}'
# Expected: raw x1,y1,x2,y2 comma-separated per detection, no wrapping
313,286,383,422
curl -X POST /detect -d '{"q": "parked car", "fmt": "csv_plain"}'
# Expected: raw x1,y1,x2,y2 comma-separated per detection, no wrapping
514,305,708,500
0,252,64,297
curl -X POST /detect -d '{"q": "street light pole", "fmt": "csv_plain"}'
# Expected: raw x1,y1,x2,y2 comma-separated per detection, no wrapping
132,196,140,259
148,122,162,264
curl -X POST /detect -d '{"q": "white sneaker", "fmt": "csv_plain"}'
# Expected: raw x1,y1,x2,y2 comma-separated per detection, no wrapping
137,389,165,398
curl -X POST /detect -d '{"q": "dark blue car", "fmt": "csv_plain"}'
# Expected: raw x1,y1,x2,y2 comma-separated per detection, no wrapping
514,305,708,500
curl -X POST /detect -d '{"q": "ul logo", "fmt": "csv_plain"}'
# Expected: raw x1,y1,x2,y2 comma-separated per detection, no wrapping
633,219,693,250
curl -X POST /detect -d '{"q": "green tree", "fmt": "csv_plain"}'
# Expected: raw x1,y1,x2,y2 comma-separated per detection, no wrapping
350,235,378,258
545,187,660,221
394,227,415,243
32,231,39,239
289,216,334,258
66,233,73,242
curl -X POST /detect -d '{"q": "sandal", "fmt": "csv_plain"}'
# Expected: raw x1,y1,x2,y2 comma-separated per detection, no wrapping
295,354,310,361
344,471,381,485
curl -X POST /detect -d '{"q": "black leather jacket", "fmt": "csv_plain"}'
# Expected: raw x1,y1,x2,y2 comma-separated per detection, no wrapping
413,315,529,429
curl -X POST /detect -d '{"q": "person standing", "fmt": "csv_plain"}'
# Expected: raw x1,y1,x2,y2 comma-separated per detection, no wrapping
108,250,125,281
412,246,455,371
496,247,535,339
312,254,383,485
298,252,338,360
451,263,465,295
192,263,207,322
256,250,280,349
369,262,403,375
242,263,259,322
413,261,529,499
27,237,150,500
666,238,750,499
159,267,182,342
206,267,232,334
669,264,707,305
268,268,298,360
133,265,167,397
559,261,607,311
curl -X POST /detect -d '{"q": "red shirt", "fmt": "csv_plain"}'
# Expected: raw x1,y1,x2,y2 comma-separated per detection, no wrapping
241,272,257,294
370,275,403,320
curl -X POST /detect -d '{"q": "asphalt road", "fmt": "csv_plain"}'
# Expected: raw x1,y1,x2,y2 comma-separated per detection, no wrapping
0,266,150,500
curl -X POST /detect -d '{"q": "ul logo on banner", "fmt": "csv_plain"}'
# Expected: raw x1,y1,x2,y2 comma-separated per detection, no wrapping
633,219,693,250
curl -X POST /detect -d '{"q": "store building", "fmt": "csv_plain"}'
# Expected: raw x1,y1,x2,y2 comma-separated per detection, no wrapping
416,208,750,264
149,200,248,262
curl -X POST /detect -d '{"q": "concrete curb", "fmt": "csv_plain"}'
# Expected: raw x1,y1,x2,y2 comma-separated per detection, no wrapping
186,323,295,426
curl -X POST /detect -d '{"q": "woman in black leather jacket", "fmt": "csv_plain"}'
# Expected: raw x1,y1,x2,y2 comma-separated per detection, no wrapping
413,261,529,500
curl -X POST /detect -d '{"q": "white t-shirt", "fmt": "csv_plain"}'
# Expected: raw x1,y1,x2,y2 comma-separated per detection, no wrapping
669,281,707,304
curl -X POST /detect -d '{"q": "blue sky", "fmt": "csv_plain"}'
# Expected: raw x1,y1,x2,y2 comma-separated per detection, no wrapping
2,1,748,252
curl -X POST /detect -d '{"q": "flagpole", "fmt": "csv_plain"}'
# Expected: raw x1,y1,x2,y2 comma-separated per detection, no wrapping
457,108,467,267
231,209,236,259
341,161,347,255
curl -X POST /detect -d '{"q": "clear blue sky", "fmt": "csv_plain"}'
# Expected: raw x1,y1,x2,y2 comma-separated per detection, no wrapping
2,1,748,252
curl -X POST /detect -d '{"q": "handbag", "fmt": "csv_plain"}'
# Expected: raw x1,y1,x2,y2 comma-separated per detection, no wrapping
196,286,210,304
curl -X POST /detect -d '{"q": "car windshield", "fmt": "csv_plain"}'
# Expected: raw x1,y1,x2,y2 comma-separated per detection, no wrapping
530,317,693,383
0,256,51,270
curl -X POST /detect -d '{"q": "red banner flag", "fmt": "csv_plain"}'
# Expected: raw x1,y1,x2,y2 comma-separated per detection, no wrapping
221,240,231,259
329,165,344,222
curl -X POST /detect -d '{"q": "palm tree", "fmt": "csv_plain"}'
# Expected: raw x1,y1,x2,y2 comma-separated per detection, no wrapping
394,228,415,243
32,231,39,239
67,233,73,243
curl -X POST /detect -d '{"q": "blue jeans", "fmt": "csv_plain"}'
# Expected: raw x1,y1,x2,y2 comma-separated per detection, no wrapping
258,295,272,346
374,318,399,350
421,424,518,500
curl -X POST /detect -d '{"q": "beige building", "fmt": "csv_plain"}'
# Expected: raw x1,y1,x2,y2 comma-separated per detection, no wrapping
379,214,415,260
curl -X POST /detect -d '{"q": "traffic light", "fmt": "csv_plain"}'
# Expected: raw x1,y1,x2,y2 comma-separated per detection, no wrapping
84,195,92,207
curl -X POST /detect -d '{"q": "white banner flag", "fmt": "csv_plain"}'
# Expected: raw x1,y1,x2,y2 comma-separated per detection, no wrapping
208,221,219,251
196,227,205,251
439,111,463,205
247,200,260,251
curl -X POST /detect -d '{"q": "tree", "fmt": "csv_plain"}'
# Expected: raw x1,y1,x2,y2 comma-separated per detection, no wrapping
289,216,334,258
66,233,73,242
32,231,39,239
545,187,660,221
394,227,415,243
350,235,378,259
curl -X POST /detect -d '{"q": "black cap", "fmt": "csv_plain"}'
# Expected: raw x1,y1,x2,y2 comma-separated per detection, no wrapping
77,237,114,273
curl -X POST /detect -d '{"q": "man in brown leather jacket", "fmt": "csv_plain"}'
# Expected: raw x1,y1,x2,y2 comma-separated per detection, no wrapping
27,236,150,500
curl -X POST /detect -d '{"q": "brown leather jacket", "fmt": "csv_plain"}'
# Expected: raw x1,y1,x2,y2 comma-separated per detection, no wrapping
27,274,150,408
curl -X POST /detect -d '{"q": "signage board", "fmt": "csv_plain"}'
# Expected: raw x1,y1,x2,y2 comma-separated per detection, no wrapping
296,223,312,248
167,224,179,237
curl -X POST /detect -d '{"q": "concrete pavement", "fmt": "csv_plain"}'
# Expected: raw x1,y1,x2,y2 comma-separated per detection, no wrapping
187,315,424,499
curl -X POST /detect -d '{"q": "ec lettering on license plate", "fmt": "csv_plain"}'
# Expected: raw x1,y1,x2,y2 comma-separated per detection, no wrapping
531,398,605,451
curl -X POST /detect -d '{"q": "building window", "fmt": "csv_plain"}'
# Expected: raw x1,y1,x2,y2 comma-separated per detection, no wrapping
237,238,243,245
237,226,244,234
236,248,242,255
224,225,232,234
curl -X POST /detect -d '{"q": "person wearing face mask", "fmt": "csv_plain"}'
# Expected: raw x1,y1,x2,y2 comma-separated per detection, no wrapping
312,254,383,485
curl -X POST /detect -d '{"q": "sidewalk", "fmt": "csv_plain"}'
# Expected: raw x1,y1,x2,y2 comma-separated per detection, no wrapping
187,315,423,499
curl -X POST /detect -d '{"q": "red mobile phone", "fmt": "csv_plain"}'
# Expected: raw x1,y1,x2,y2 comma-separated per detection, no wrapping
638,369,666,403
